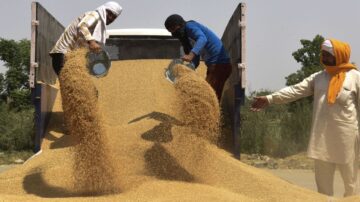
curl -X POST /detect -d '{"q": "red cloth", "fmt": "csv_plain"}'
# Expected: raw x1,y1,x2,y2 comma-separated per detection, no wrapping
205,64,232,101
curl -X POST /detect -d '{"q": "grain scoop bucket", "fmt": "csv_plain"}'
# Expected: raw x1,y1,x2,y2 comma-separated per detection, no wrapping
86,49,111,78
165,59,195,83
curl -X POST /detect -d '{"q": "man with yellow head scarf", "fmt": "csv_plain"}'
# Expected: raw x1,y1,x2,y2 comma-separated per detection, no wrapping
251,38,359,197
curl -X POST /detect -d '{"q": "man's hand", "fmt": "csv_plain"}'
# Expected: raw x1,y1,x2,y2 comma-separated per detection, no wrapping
251,96,269,111
181,52,195,62
88,40,101,53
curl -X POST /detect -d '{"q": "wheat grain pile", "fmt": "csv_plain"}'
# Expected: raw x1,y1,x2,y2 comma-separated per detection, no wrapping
0,49,358,201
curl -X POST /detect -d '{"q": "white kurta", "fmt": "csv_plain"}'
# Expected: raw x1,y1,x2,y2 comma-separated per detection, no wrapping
266,69,360,164
50,11,100,54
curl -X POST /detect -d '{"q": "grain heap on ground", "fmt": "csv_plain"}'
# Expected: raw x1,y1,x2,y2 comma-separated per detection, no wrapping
0,49,357,201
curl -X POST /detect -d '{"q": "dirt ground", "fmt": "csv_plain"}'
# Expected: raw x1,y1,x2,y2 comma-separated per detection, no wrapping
241,152,314,169
242,152,360,198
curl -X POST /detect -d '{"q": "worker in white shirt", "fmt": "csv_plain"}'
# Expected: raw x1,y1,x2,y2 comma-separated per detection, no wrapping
49,1,122,75
251,38,359,197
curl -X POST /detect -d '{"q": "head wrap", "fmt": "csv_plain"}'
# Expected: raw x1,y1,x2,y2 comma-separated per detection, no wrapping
321,40,334,56
164,14,186,30
100,1,122,17
93,1,122,44
321,38,357,104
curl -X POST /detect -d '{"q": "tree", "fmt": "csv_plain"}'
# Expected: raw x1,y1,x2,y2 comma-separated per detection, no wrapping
286,35,324,86
0,73,5,102
0,73,4,93
0,38,34,152
0,38,31,110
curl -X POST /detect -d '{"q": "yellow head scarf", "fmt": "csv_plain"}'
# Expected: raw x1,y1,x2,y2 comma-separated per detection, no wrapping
321,39,356,104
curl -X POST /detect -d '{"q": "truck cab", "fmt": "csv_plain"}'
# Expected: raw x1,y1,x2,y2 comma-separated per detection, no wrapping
105,28,181,60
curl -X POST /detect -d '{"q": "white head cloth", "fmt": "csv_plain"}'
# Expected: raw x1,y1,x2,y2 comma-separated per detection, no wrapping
321,40,334,56
93,1,122,44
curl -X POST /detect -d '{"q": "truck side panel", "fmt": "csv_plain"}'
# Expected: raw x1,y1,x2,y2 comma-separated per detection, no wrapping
31,2,64,152
221,3,246,159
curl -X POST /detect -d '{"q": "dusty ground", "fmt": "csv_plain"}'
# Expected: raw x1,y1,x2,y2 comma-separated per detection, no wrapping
0,151,33,165
241,152,314,169
266,169,351,198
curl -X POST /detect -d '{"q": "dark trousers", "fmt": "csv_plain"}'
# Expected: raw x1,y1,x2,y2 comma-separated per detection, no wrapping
206,63,232,101
50,53,65,76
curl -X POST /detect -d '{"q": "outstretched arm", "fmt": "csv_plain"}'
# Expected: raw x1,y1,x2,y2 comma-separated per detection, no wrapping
251,72,319,112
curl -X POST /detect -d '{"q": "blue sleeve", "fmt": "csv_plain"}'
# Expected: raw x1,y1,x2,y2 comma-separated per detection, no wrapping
186,23,207,56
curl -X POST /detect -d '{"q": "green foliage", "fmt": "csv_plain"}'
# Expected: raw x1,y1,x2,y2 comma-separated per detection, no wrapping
9,89,32,111
0,39,30,71
240,98,267,154
241,91,287,156
241,90,312,157
0,151,34,165
6,67,29,95
0,103,34,151
0,38,31,106
0,38,34,152
0,73,5,101
276,101,312,157
286,35,324,86
0,73,4,92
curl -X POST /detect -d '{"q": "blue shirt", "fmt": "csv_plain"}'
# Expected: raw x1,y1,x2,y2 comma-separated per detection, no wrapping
185,21,230,67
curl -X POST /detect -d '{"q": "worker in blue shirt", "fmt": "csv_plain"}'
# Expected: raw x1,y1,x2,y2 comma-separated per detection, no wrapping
164,14,232,101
